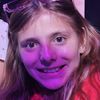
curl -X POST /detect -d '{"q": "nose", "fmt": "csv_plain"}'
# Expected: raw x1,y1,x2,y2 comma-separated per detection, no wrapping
39,45,57,66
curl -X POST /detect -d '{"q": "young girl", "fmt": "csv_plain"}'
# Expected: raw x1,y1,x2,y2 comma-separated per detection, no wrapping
1,0,100,100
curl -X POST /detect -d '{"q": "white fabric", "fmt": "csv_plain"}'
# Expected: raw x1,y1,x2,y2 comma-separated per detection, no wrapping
0,19,8,61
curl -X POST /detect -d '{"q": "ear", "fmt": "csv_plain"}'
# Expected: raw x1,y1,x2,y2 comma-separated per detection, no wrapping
79,44,85,54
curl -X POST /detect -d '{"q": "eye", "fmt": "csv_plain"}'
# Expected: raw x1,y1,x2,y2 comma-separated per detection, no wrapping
54,36,66,45
26,41,37,48
21,41,38,49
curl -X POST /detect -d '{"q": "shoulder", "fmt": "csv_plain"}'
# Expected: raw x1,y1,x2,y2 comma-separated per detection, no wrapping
31,94,43,100
73,70,100,100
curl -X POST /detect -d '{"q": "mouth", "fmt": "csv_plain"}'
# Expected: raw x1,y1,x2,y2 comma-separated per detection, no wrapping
37,65,65,73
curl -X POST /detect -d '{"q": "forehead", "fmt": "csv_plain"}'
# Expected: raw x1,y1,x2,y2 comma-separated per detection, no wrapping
18,10,76,38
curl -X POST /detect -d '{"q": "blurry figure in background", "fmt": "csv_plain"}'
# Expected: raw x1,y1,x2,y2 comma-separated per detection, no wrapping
0,0,100,100
0,19,8,83
0,0,12,83
0,2,8,82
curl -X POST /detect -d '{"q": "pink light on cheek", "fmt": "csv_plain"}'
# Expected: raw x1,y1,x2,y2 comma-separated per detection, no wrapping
20,50,39,66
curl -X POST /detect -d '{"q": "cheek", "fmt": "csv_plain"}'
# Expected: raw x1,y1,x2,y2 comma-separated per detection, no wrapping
57,45,79,59
61,44,80,70
56,43,80,68
19,50,39,66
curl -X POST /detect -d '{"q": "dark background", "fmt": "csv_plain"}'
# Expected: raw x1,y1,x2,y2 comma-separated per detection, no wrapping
85,0,100,31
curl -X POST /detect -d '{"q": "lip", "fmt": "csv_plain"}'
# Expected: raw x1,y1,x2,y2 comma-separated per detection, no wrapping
36,64,67,79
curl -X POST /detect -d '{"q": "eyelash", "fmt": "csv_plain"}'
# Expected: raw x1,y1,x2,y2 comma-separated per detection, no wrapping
22,41,39,49
53,36,66,45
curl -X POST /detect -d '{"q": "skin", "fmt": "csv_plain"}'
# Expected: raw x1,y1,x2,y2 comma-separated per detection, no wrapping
0,61,5,83
18,12,84,90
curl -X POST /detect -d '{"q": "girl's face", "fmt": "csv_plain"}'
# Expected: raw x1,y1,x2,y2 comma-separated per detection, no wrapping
18,13,84,90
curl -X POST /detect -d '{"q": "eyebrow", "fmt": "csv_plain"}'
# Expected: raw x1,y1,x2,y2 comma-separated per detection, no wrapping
20,38,39,45
49,31,70,39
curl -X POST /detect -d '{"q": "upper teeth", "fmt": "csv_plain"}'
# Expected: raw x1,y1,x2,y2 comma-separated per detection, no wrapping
43,67,60,73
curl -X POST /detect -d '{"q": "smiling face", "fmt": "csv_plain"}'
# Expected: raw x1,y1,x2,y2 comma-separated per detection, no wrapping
18,12,83,90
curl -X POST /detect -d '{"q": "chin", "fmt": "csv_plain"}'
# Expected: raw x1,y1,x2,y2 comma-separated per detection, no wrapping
40,79,66,90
